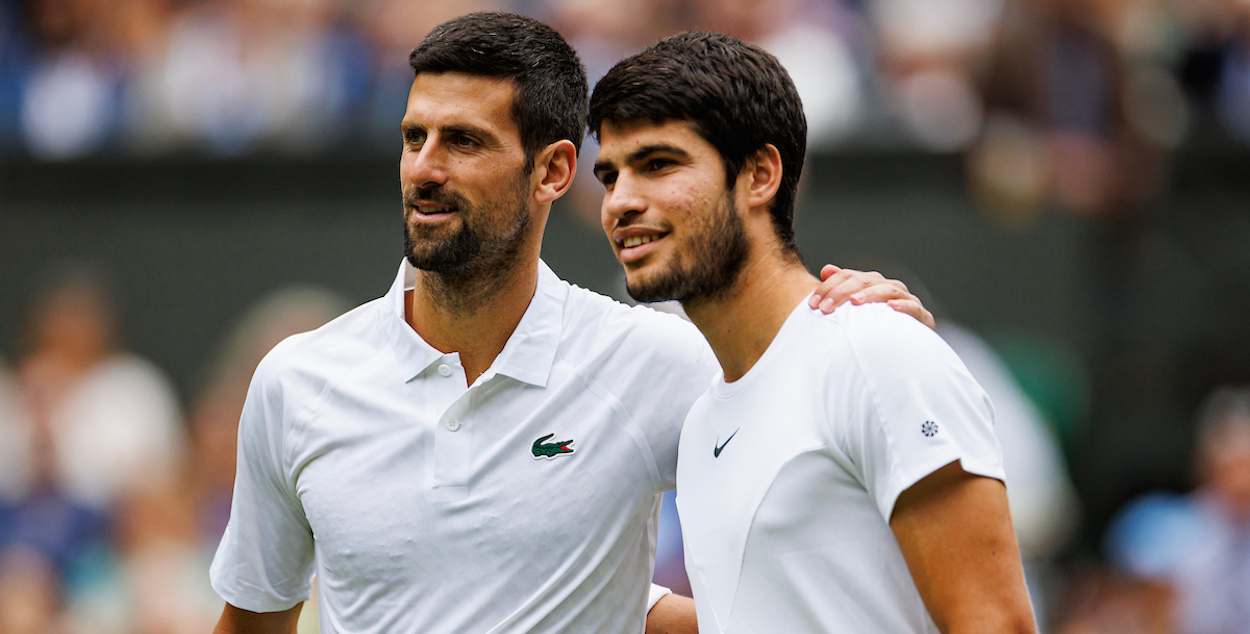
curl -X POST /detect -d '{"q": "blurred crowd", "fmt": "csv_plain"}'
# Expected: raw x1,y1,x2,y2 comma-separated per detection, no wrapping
0,0,1247,172
0,269,346,632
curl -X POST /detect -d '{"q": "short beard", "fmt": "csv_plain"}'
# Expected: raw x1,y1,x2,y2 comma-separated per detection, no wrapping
626,193,750,304
402,177,531,284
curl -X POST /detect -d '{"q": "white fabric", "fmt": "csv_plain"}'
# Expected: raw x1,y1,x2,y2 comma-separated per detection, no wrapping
210,259,716,633
677,301,1003,633
647,583,673,613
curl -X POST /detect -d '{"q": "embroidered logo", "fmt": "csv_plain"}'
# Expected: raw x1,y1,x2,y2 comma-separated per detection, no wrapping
532,433,575,459
922,421,939,437
714,429,740,458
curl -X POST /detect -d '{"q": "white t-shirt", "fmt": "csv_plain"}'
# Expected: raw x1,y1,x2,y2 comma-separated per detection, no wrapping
677,301,1004,633
210,260,717,633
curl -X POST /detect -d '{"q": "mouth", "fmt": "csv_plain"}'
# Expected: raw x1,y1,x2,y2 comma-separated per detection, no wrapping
615,230,669,263
408,202,457,222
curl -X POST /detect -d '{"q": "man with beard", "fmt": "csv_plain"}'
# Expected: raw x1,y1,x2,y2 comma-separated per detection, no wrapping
210,13,931,634
591,33,1037,633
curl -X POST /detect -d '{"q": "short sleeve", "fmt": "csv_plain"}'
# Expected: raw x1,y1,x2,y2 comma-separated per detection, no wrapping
832,306,1004,524
641,320,719,492
209,349,316,612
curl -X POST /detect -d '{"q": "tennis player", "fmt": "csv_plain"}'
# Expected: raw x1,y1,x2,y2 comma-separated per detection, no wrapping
591,32,1037,633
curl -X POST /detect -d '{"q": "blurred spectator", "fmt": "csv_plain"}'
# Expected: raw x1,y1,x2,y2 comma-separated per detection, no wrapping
968,0,1183,224
7,267,184,511
128,0,372,155
1105,386,1250,634
0,548,68,634
693,0,863,147
63,483,222,634
867,0,1002,150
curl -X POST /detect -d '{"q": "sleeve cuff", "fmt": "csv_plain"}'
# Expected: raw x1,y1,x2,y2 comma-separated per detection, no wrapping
647,583,673,612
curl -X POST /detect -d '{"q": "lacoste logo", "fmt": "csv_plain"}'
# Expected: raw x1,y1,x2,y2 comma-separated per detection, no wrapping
714,429,740,458
532,433,575,459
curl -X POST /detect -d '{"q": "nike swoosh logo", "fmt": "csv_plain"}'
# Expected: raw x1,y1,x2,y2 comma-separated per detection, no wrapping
714,429,740,458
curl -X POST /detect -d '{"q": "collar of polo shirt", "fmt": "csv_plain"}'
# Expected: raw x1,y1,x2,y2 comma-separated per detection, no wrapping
380,259,566,387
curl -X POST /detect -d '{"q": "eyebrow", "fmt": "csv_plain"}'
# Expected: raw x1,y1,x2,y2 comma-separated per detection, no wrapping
400,122,498,144
594,143,691,176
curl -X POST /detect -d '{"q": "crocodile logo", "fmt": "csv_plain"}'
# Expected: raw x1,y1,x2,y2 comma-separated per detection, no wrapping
532,433,575,459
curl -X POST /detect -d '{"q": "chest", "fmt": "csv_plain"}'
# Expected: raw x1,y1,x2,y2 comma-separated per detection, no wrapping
287,367,660,583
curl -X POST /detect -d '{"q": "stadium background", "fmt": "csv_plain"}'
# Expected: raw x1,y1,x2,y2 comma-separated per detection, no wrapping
2,0,1249,631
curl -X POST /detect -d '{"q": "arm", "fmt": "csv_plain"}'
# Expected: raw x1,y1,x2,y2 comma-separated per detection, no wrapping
214,603,303,634
809,265,935,330
889,462,1036,634
645,593,698,634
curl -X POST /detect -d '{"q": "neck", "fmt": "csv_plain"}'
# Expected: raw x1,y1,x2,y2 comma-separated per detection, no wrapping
684,250,818,382
406,252,540,386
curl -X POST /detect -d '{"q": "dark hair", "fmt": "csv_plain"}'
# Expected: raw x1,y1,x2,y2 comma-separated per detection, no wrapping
589,32,807,257
409,12,589,165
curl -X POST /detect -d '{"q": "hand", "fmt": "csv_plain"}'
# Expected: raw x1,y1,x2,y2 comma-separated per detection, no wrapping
809,265,935,331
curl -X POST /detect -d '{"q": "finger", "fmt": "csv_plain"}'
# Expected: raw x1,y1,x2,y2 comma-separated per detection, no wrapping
817,277,875,312
810,267,853,307
848,281,912,305
887,299,937,331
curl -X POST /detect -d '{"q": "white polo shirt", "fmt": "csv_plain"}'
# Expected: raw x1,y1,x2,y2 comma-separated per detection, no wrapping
677,301,1004,633
210,259,717,633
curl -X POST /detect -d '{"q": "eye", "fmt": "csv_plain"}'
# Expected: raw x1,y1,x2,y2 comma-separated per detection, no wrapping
450,134,477,148
646,158,674,171
596,171,617,188
403,128,426,145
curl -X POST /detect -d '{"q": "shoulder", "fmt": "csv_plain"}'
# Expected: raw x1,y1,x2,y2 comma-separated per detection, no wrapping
818,302,964,378
560,284,711,366
250,297,387,391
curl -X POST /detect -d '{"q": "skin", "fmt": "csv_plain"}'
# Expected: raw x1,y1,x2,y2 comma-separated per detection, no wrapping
216,73,926,633
215,603,301,634
597,118,1036,633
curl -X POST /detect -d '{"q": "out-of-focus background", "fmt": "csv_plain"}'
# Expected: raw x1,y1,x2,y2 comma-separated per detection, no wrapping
1,0,1249,631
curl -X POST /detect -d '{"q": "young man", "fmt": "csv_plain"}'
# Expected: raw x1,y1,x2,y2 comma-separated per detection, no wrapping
210,13,930,634
591,32,1037,633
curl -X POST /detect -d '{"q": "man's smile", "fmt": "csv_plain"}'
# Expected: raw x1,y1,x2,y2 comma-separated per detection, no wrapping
614,228,669,262
408,201,459,222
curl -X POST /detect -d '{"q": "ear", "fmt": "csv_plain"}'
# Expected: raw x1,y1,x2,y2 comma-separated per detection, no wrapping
533,139,578,205
743,144,783,211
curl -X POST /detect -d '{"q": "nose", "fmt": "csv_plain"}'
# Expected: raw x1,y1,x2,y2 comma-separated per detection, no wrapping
401,137,448,189
601,170,647,223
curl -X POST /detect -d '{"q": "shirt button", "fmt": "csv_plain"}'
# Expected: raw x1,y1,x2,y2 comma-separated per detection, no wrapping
437,364,452,377
446,419,461,432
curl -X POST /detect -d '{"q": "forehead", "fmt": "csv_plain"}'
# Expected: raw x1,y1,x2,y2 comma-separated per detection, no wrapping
403,72,518,136
596,119,718,162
